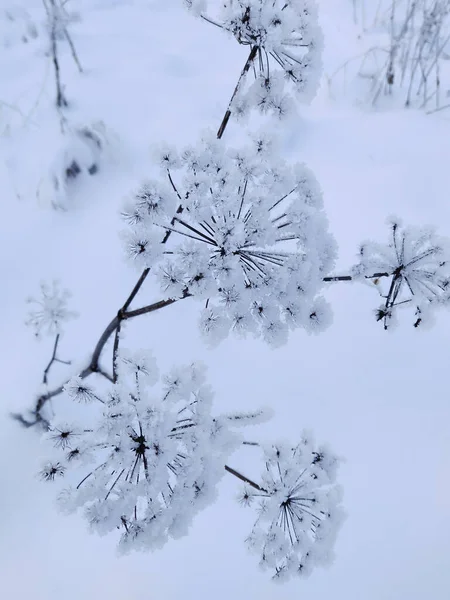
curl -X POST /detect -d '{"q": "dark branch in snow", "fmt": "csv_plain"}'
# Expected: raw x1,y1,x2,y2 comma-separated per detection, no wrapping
323,271,390,282
42,333,71,384
217,45,258,139
14,284,191,428
225,464,267,492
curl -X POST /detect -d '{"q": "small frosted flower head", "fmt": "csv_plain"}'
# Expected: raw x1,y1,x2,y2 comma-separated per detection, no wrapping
47,422,81,450
40,461,65,481
188,0,323,118
240,434,344,580
25,280,77,339
122,227,163,270
354,221,450,329
116,348,159,386
64,377,100,404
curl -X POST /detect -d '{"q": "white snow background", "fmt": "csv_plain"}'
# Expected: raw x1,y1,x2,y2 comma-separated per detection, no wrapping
1,0,449,598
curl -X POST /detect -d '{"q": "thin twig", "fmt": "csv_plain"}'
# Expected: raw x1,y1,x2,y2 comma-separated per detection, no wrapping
42,333,71,384
44,0,68,108
217,45,258,139
15,294,191,428
112,317,122,383
64,29,83,73
224,464,267,493
323,271,389,282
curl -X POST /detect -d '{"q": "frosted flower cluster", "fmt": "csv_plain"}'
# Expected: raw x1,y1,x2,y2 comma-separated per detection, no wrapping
186,0,323,118
122,133,336,346
240,435,344,581
25,280,77,339
43,350,240,553
353,220,450,329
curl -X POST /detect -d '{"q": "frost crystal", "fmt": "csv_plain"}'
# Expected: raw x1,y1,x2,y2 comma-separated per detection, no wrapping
25,280,78,339
353,220,450,329
188,0,323,117
123,133,336,346
44,350,240,552
241,436,344,581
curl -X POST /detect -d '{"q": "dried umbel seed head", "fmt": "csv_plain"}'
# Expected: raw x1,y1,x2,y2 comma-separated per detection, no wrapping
122,132,336,347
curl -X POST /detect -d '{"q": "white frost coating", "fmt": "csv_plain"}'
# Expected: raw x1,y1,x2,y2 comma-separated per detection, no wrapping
42,350,344,566
352,219,450,329
240,434,344,581
44,350,242,553
186,0,323,116
42,122,111,210
25,280,78,339
0,6,39,49
122,132,337,346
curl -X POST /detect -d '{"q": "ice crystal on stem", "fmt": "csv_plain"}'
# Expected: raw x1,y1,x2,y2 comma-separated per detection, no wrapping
123,133,336,346
241,436,344,581
353,219,450,329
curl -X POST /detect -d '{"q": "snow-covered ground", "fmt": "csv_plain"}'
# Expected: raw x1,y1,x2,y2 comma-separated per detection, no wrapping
1,1,449,598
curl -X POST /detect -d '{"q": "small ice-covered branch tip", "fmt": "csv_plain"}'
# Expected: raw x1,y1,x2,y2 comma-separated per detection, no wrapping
186,0,323,136
353,219,450,329
26,280,78,339
43,0,83,108
42,351,244,553
239,436,344,581
123,132,336,347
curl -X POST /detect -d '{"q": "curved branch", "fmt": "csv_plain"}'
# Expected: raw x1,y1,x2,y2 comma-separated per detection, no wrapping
16,294,191,428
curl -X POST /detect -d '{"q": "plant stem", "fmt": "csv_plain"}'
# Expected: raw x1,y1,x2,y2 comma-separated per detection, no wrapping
217,45,258,139
13,293,190,428
44,0,69,108
42,333,70,384
224,465,267,493
323,271,389,282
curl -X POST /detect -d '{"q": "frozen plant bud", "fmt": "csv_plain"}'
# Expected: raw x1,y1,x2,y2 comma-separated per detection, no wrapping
40,462,65,482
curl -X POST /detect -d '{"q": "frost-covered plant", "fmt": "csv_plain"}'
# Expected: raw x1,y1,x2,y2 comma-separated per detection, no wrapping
186,0,323,137
45,353,239,551
43,0,83,108
43,122,110,209
41,348,342,580
17,0,450,586
334,0,450,109
26,280,78,339
352,219,450,328
122,132,336,346
240,437,343,580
